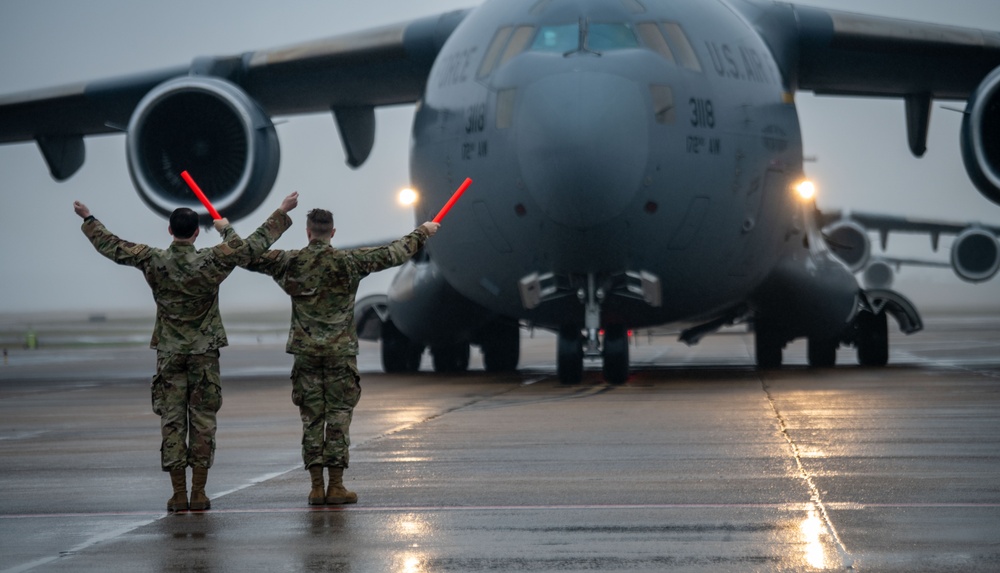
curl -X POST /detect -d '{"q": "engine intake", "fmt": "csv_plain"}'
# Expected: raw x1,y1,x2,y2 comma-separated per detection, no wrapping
823,219,870,273
961,65,1000,206
126,77,279,221
951,227,1000,283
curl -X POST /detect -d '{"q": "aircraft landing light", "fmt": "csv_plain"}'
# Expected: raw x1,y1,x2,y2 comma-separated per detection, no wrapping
795,180,817,202
398,188,418,206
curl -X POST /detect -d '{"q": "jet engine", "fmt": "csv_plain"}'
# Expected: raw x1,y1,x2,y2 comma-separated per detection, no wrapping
951,227,1000,282
823,219,870,272
861,259,895,289
961,65,1000,206
126,77,279,221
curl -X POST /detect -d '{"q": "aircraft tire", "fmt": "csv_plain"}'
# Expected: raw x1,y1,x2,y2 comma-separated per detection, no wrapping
807,337,838,368
754,320,782,369
856,311,889,366
602,325,629,384
381,322,423,373
557,327,583,385
432,343,470,373
481,321,520,372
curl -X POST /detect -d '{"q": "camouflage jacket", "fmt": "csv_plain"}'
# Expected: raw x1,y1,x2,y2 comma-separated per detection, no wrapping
245,228,429,356
81,210,292,353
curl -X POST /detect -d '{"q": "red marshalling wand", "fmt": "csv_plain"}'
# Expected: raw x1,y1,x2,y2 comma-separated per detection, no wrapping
432,178,473,223
180,170,222,220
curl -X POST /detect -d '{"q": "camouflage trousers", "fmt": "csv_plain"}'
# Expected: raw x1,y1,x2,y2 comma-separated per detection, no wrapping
152,350,223,471
291,354,361,469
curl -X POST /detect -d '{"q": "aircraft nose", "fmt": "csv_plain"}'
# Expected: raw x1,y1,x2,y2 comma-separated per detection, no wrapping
516,71,649,229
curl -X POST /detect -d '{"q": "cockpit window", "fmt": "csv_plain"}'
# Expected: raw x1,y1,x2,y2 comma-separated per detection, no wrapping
620,0,646,13
650,85,675,124
532,24,579,52
587,23,639,51
498,26,537,67
530,0,555,16
479,20,647,78
661,22,702,72
636,22,675,64
529,22,639,54
496,89,516,129
636,21,702,72
478,26,514,79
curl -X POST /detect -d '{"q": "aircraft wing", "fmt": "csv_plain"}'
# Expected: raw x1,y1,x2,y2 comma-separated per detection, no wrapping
744,1,1000,99
741,1,1000,164
873,256,950,270
0,9,470,174
819,209,1000,247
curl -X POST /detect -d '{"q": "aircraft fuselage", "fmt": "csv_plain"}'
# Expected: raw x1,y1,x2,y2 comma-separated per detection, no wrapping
409,0,809,332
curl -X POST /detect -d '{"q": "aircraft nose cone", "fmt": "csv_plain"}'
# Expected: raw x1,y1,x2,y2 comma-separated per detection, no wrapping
517,71,648,228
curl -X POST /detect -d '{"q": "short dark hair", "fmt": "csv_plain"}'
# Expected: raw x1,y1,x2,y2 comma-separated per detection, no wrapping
169,208,199,239
307,208,334,236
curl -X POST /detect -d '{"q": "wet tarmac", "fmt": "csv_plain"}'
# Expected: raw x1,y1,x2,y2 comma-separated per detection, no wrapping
1,315,999,572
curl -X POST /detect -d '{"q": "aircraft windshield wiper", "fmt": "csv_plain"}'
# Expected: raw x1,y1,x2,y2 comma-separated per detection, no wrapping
564,18,602,57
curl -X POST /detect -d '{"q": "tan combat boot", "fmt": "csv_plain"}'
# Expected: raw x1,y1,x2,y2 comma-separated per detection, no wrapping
189,467,211,510
167,468,188,512
308,466,326,506
325,467,358,504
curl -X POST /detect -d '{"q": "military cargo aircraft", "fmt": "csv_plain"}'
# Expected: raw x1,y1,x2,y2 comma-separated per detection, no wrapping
2,0,1000,383
819,211,1000,290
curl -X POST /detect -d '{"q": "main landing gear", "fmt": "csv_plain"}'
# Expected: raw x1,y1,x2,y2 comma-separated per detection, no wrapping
381,321,423,373
382,318,521,374
479,319,520,372
754,320,845,369
753,287,918,369
854,309,889,366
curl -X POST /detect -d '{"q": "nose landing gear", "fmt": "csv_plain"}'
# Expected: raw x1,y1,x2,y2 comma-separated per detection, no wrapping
555,274,630,385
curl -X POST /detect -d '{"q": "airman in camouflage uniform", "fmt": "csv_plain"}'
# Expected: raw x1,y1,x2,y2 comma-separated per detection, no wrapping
73,193,298,512
244,208,439,505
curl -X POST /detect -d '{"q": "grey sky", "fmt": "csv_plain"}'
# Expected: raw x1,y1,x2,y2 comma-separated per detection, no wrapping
1,0,999,316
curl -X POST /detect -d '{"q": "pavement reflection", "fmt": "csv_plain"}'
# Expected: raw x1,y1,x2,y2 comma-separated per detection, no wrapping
2,316,999,572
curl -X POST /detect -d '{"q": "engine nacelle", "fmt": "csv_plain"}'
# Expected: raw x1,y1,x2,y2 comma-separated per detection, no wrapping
126,77,279,222
387,258,493,345
951,227,1000,283
961,65,1000,206
823,219,870,273
861,259,894,290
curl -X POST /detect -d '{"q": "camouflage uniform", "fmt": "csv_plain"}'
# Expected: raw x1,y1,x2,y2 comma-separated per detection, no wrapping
81,210,292,471
245,228,429,468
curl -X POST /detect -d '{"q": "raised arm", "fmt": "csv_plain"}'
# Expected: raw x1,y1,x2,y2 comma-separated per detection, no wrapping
351,221,439,275
213,192,298,266
74,201,154,267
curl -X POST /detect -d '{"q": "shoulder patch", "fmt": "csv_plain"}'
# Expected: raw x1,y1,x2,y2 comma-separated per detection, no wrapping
126,243,149,256
228,237,244,249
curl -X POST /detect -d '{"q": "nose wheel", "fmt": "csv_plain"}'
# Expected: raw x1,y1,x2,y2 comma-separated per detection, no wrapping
557,326,584,384
602,325,629,384
555,274,630,384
